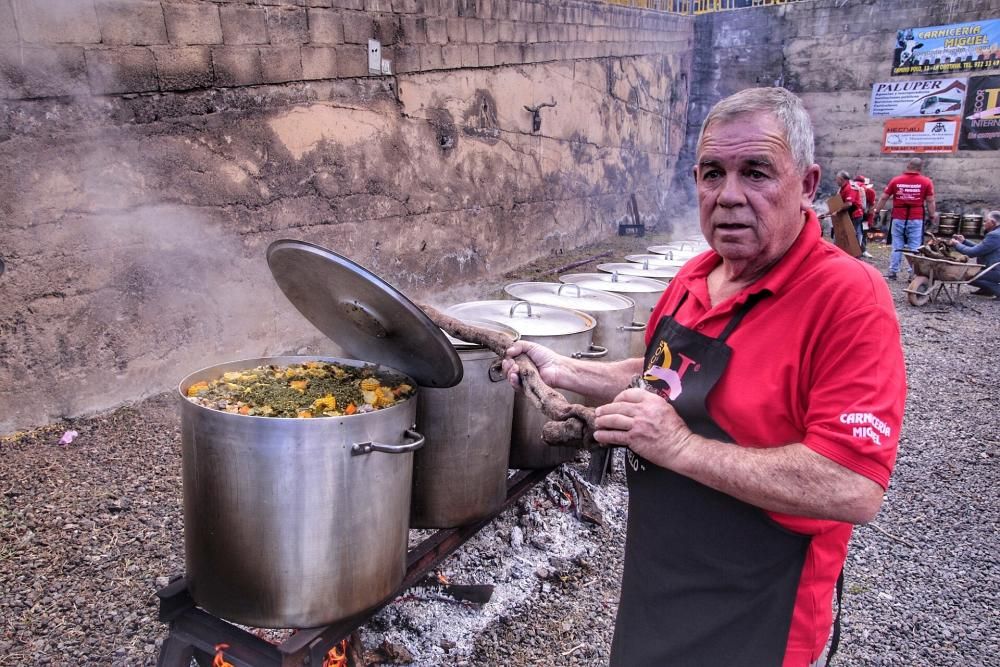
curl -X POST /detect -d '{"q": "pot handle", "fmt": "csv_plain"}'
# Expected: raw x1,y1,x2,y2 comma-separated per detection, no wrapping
508,301,532,318
556,283,582,297
352,429,425,456
572,344,608,359
619,321,647,332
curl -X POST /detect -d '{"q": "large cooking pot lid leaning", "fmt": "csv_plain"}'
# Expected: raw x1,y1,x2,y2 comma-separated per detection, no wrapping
267,239,463,388
504,281,635,313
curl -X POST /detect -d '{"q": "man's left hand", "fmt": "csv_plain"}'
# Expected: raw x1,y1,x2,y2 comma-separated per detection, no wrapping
594,388,693,469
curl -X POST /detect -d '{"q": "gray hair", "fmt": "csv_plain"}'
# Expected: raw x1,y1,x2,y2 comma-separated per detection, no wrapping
907,157,923,172
988,210,1000,224
836,170,851,181
697,87,815,171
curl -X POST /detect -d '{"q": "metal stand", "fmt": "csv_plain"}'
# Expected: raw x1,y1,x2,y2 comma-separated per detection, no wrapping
156,467,553,667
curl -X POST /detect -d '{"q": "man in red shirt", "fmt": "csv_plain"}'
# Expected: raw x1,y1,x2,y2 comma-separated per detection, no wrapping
503,87,905,667
833,170,865,251
873,158,937,280
855,174,877,256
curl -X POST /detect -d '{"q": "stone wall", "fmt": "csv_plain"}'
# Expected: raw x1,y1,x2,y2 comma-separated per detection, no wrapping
0,0,693,433
673,0,1000,212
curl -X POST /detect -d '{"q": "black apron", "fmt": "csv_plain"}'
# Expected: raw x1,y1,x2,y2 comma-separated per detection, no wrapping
610,291,812,667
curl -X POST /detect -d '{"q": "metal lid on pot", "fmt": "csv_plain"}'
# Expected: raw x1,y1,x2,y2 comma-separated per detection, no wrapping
444,319,520,351
625,253,688,269
559,272,668,294
266,239,463,388
597,262,680,280
503,281,634,313
445,300,596,338
646,246,704,260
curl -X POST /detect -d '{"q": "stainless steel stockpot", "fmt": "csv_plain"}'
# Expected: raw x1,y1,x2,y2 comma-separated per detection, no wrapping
411,320,520,528
597,262,680,281
180,356,423,628
559,272,668,358
445,300,605,469
625,253,689,269
503,281,643,362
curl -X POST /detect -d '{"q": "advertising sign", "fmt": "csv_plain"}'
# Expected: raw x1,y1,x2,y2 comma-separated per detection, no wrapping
959,74,1000,150
881,118,960,154
892,19,1000,76
870,78,967,117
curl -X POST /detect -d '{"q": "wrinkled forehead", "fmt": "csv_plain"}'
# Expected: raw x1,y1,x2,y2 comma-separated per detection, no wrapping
697,112,793,163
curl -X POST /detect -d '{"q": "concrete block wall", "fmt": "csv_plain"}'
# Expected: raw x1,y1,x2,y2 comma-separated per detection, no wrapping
0,0,690,98
0,0,694,433
672,0,1000,213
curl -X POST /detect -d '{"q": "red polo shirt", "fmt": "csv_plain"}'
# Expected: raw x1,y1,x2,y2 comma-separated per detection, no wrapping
646,214,905,666
883,171,934,221
838,180,864,221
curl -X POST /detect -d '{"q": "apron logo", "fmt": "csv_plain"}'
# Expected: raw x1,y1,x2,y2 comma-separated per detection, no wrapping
643,340,701,401
626,449,646,472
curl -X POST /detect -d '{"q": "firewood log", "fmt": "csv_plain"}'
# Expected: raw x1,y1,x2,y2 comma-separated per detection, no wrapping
420,304,598,450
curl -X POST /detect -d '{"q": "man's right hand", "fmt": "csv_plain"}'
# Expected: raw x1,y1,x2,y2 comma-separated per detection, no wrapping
950,234,965,245
501,341,567,390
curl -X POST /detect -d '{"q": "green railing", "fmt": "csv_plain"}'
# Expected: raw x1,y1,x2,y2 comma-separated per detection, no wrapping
604,0,808,14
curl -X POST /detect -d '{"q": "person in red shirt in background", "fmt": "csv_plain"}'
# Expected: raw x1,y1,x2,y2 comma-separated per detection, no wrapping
854,174,877,257
873,158,938,280
503,87,905,667
833,171,865,252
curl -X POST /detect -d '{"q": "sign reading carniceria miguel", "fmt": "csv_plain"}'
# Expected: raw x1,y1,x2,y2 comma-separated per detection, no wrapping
869,78,967,117
892,19,1000,76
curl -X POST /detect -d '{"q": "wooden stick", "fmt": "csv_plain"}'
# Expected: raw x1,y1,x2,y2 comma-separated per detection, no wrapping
420,303,598,449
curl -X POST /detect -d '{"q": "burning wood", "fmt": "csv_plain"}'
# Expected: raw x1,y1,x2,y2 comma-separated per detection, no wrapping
420,304,598,450
212,644,235,667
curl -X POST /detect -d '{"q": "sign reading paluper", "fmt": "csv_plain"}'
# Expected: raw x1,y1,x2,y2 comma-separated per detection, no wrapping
870,78,967,117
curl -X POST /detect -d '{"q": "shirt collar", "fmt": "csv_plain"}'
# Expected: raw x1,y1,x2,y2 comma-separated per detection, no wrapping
674,211,821,312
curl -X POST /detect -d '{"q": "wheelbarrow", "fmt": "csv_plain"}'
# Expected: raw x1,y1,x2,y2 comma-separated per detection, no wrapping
902,252,1000,306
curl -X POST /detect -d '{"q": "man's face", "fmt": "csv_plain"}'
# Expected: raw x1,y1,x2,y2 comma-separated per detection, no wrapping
986,217,999,233
693,113,819,269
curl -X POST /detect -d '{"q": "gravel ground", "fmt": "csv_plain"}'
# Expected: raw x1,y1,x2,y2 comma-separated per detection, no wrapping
1,236,998,666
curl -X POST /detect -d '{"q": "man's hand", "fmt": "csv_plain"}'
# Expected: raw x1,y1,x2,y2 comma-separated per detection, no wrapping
502,341,566,389
594,388,694,468
950,233,965,245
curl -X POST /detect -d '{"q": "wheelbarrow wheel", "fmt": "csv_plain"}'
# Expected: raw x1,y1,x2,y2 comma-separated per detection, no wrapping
907,276,932,306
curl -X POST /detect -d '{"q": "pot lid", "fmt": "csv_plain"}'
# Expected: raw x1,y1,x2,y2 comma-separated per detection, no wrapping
266,239,463,388
559,272,668,294
625,254,688,269
504,281,634,312
445,300,595,338
444,318,520,351
597,262,680,279
646,245,704,260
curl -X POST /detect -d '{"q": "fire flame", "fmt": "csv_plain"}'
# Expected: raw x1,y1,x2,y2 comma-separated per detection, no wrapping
213,644,235,667
436,572,450,585
323,639,349,667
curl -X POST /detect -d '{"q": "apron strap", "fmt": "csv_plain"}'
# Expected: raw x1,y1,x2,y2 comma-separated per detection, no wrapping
825,568,844,666
717,291,768,343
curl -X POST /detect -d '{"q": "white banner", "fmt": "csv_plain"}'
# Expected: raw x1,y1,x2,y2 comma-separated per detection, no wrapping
870,78,967,117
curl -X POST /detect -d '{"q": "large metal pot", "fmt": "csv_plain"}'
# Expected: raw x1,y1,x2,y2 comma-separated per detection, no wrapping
559,272,668,358
445,300,605,469
180,357,424,628
503,281,643,362
411,321,519,528
598,261,680,280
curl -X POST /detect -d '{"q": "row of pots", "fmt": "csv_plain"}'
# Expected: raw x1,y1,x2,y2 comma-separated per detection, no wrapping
177,238,707,629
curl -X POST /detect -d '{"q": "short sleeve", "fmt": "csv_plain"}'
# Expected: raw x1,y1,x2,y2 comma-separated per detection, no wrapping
801,303,905,489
